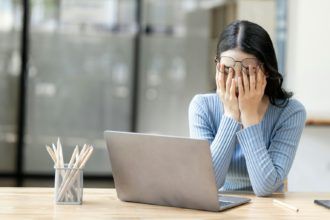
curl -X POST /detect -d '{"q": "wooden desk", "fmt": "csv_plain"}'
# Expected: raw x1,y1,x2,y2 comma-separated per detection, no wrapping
0,188,329,219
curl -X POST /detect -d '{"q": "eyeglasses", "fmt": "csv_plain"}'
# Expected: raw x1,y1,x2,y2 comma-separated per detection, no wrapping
214,56,262,75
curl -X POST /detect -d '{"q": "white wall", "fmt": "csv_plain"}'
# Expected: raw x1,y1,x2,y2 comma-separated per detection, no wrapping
286,0,330,118
287,0,330,191
289,127,330,191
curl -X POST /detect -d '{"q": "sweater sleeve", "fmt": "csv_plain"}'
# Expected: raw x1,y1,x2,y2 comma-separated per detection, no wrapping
188,95,240,189
236,100,306,196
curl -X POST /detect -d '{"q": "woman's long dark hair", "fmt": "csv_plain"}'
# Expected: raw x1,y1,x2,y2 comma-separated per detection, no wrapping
216,20,292,107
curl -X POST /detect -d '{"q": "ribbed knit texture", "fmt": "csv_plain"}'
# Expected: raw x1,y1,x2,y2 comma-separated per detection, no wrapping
188,93,306,196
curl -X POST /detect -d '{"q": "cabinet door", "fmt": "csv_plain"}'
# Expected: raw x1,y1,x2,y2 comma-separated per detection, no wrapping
24,0,136,175
0,0,21,175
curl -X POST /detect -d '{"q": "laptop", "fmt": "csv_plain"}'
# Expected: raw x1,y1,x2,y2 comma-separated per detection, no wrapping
104,130,250,212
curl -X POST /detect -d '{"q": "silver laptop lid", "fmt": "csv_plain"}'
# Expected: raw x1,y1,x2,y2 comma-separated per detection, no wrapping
104,130,220,211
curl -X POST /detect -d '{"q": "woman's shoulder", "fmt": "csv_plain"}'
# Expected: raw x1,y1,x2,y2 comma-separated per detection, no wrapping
274,98,306,122
193,93,219,101
191,93,218,104
189,93,221,113
282,98,306,113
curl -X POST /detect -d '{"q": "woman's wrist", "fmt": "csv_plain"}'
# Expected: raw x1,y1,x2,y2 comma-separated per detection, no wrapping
241,112,260,127
224,112,240,122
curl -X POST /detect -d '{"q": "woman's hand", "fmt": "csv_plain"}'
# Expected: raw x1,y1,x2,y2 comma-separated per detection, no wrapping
216,64,240,121
238,65,267,127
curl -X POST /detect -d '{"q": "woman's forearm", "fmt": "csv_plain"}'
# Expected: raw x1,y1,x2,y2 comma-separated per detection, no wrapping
210,116,240,188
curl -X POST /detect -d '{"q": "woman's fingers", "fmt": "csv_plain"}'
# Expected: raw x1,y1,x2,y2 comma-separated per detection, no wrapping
242,67,249,92
238,76,244,97
230,78,236,98
216,63,226,94
225,68,233,94
249,65,256,90
219,64,226,94
256,67,266,91
256,66,261,90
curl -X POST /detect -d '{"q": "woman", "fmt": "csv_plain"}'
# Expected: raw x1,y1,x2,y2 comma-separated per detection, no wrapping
188,20,306,196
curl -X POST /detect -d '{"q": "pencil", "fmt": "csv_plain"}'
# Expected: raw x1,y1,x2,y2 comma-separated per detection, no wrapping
45,145,56,163
57,146,94,201
273,199,299,212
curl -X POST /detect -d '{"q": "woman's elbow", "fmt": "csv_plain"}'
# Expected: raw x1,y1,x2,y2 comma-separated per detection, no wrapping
253,187,274,197
252,176,283,197
254,191,272,197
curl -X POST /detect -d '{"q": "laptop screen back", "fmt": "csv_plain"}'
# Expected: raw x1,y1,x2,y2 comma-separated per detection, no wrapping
104,130,220,211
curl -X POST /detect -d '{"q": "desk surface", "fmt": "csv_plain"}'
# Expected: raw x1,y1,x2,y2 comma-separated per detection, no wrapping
0,187,329,219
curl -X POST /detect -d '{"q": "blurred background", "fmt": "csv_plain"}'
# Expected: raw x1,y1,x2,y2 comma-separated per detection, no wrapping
0,0,329,191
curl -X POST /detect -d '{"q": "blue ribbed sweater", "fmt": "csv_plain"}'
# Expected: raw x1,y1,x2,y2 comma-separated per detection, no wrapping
188,93,306,196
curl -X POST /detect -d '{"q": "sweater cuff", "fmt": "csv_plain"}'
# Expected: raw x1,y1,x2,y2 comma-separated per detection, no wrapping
213,115,240,144
236,123,264,153
220,115,240,133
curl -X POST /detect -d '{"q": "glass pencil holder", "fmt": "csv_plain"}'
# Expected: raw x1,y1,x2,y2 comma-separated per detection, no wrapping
54,164,83,205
